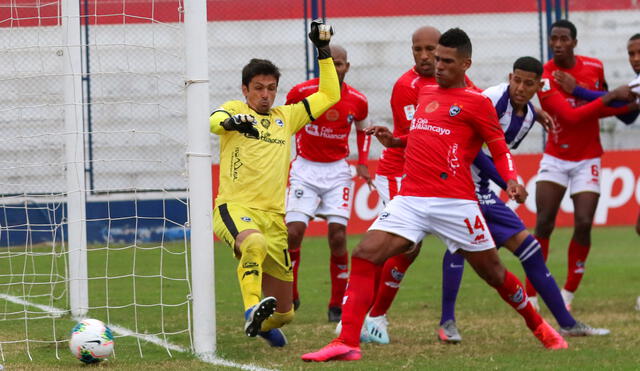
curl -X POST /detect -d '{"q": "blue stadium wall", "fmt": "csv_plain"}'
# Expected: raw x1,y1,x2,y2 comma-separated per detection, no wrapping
0,199,188,248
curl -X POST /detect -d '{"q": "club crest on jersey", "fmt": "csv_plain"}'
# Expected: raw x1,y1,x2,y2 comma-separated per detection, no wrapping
449,104,461,117
275,119,284,127
241,216,252,222
294,189,304,198
325,108,340,121
347,114,354,124
260,118,270,129
425,100,439,113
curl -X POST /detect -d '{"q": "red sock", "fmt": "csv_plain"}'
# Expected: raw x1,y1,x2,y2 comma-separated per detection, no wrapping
494,270,542,331
525,236,549,297
289,247,301,302
564,239,590,292
337,257,379,347
369,253,414,317
329,253,349,308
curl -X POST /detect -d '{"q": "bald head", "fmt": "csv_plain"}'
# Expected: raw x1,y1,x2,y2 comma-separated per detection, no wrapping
412,26,440,44
330,44,350,85
330,45,347,61
411,26,441,77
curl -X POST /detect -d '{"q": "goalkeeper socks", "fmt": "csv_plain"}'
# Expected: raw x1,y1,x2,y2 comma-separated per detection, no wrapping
236,233,267,311
261,309,294,332
329,253,349,308
338,257,379,347
369,253,414,317
515,235,575,328
289,247,301,303
525,236,549,297
493,270,542,331
565,239,590,292
440,250,465,325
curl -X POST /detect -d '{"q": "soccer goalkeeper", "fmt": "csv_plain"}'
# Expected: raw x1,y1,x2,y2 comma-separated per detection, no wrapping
209,19,340,347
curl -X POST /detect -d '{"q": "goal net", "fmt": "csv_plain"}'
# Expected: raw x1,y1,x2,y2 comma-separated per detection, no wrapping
0,0,214,362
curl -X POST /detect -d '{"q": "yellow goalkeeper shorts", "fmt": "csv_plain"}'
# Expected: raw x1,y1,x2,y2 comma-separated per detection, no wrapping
213,202,292,282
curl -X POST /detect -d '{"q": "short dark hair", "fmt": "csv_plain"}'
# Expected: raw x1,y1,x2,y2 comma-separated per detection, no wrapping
242,59,280,87
439,28,472,57
550,19,577,40
513,56,543,77
630,33,640,41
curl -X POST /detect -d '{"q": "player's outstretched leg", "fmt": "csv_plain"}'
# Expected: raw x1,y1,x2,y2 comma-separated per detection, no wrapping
302,257,375,362
462,248,567,350
438,249,464,343
512,234,609,336
302,230,412,362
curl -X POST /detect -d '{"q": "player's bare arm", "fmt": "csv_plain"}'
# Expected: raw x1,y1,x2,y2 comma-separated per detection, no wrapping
533,107,555,131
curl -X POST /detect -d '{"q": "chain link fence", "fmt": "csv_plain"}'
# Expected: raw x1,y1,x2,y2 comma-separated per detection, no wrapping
1,1,638,196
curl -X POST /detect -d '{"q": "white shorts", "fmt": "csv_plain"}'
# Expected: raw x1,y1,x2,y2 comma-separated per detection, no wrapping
285,156,354,225
372,175,403,206
536,154,600,195
369,195,495,253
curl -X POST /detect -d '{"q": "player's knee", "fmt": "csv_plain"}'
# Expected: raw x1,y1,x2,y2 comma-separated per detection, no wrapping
574,215,594,232
239,233,267,259
328,226,347,249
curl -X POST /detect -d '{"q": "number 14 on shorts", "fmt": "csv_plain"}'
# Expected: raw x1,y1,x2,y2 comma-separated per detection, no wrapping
463,215,486,236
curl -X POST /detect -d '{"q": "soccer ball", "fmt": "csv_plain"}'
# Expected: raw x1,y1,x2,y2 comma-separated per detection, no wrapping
69,318,114,363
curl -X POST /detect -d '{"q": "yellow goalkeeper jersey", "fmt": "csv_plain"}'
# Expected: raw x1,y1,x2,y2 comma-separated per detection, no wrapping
210,58,340,214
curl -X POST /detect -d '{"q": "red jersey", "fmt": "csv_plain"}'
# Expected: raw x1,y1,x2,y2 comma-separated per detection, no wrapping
538,56,607,161
286,78,368,163
376,68,436,177
400,85,511,201
377,68,475,177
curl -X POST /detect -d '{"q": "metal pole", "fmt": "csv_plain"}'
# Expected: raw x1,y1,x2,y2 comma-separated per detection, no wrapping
62,0,89,317
184,0,216,357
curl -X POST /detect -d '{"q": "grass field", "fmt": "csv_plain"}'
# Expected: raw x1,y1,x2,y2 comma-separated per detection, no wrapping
1,226,639,370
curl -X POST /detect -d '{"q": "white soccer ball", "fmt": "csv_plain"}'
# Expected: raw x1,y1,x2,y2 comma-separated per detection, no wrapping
69,318,114,363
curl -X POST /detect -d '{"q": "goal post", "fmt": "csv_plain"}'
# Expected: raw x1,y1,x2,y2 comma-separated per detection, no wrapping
184,0,216,357
62,0,89,319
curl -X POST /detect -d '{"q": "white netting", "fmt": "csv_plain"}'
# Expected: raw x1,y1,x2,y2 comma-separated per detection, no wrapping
0,0,196,362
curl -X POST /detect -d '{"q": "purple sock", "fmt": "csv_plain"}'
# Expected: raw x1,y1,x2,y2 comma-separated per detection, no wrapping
514,234,576,328
440,249,464,325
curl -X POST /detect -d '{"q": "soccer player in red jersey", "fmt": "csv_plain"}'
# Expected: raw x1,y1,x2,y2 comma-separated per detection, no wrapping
302,28,568,363
529,20,637,310
285,45,371,322
364,26,476,343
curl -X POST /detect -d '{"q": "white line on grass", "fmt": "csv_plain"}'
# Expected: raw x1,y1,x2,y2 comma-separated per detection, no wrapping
0,294,277,371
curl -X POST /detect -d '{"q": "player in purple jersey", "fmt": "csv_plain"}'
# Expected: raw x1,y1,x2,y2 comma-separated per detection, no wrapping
431,57,611,343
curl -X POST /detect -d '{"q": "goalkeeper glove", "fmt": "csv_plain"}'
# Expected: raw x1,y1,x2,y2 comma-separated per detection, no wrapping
221,114,259,139
308,19,333,60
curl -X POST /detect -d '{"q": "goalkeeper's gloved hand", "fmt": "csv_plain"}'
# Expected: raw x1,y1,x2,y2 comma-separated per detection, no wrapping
221,114,259,139
308,19,333,60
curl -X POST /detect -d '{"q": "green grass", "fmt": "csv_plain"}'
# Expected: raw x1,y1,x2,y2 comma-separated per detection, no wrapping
1,226,640,370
